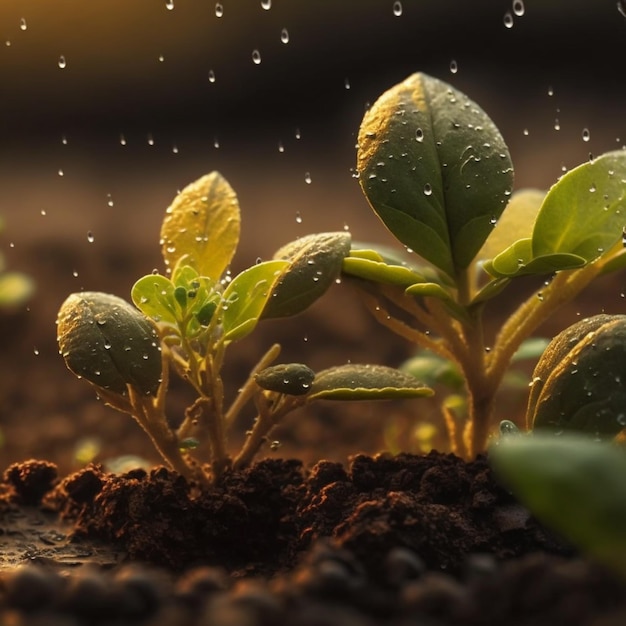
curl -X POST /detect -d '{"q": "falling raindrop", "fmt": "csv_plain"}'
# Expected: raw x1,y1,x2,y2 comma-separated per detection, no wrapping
295,128,301,139
58,168,64,176
172,144,179,154
5,41,11,47
304,172,312,184
512,0,525,16
547,85,554,96
158,54,165,62
147,134,155,146
252,49,262,65
554,118,561,131
106,194,114,207
278,141,285,153
619,0,626,18
208,69,216,83
280,28,289,44
582,127,591,142
40,209,47,216
61,135,68,145
72,270,79,278
261,0,271,9
58,55,67,69
165,0,174,8
213,137,220,148
523,128,529,136
503,11,514,28
215,3,224,17
87,231,95,243
449,59,458,74
295,212,303,224
344,77,351,90
33,347,39,356
392,1,403,16
120,134,127,146
19,18,27,31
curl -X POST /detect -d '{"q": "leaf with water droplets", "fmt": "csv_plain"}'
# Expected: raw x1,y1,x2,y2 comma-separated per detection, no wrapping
255,363,315,396
307,364,433,401
490,433,626,579
220,260,288,341
160,172,240,280
357,72,513,280
262,232,351,319
57,292,162,396
486,152,626,278
528,314,626,438
132,274,178,325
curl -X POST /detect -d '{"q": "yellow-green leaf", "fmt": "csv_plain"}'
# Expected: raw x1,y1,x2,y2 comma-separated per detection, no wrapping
160,172,240,280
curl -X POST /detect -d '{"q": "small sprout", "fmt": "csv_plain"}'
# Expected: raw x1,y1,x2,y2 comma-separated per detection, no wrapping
57,292,162,396
255,363,315,396
342,71,626,458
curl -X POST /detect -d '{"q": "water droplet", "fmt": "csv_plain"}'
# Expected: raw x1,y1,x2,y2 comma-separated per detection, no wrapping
392,1,403,16
213,137,220,148
503,11,514,27
554,118,560,131
58,55,67,69
489,216,498,225
304,172,312,184
172,144,179,154
261,0,271,9
415,128,424,142
295,128,301,140
252,49,261,65
147,134,155,146
106,194,114,207
61,135,68,145
523,128,529,136
58,168,64,176
19,18,27,31
547,85,554,96
589,183,597,193
120,134,127,146
295,212,303,224
344,77,351,90
72,270,79,278
165,0,174,9
5,40,11,47
423,183,432,196
512,0,525,16
280,28,289,44
158,54,165,62
582,127,590,142
449,59,458,74
40,209,47,216
278,141,284,153
33,347,39,356
208,69,216,83
87,231,95,243
215,2,224,17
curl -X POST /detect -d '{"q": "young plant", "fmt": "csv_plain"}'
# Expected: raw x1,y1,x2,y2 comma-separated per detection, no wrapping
342,72,626,459
57,172,431,484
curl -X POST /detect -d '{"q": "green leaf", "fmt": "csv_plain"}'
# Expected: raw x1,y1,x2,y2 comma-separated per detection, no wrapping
490,434,626,579
220,260,288,341
131,274,178,325
255,363,316,396
510,336,550,363
400,352,464,390
308,364,433,401
532,151,626,263
342,256,426,287
262,232,351,319
160,172,240,280
57,292,162,396
357,72,513,279
475,189,545,264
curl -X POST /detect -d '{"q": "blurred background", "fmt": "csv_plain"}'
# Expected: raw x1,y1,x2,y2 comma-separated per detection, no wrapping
0,0,625,471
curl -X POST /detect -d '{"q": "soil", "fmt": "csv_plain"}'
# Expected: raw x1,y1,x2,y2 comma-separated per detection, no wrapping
1,237,626,625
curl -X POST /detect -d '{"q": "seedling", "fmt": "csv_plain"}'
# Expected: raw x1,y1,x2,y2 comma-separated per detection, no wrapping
57,172,431,484
343,72,626,459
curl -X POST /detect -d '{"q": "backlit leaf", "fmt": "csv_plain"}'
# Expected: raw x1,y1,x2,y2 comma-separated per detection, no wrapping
131,274,178,325
160,172,240,280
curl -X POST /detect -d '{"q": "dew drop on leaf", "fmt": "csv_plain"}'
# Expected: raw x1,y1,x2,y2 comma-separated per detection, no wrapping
423,183,432,196
415,128,424,142
280,28,289,44
215,3,224,17
58,55,67,69
512,0,525,16
503,11,514,28
252,49,262,65
392,1,403,16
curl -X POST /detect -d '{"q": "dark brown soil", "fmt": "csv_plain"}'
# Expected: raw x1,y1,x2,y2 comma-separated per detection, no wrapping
1,453,625,625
